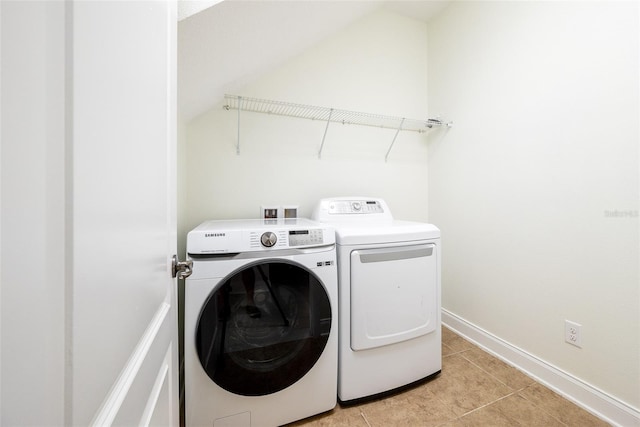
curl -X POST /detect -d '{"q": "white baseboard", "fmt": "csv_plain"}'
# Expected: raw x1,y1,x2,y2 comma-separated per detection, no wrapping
442,309,640,427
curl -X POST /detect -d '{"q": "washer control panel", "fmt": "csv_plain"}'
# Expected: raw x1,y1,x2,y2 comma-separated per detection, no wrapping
288,229,324,247
187,218,334,254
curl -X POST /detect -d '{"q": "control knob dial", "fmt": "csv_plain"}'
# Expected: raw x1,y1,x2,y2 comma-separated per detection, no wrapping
260,231,277,247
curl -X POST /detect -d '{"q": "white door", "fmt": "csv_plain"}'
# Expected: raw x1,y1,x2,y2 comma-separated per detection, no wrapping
0,1,179,426
72,1,179,425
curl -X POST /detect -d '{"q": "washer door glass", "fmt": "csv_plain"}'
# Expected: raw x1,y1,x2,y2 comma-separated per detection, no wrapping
196,260,332,396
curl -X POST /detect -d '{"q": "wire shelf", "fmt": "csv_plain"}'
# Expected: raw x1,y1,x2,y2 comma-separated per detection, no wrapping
223,94,452,160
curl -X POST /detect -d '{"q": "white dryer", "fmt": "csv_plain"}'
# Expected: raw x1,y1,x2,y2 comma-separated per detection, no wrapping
312,197,441,404
185,219,338,427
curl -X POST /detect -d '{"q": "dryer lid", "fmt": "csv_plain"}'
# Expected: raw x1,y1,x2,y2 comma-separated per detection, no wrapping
312,197,440,245
334,221,440,245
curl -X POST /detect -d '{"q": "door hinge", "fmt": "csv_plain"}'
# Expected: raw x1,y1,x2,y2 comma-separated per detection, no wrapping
171,255,193,279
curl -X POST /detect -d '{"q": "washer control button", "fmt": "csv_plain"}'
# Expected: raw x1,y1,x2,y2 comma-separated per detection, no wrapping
260,231,277,247
351,201,362,212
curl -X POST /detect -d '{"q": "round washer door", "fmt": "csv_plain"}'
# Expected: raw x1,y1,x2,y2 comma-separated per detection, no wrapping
195,260,332,396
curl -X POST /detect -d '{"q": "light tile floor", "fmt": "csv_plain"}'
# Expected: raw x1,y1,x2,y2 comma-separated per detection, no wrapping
288,326,610,426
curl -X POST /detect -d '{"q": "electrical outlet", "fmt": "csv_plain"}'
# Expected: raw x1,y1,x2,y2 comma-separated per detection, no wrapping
565,320,582,348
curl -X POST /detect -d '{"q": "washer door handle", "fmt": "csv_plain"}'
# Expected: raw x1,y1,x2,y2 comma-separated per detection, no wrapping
171,255,193,279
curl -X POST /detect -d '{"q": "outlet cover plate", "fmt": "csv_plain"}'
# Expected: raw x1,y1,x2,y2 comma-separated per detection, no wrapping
565,320,582,348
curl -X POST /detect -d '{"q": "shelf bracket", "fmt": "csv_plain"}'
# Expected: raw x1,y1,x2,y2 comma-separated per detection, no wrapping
318,108,333,159
236,96,242,155
384,118,405,162
427,117,454,128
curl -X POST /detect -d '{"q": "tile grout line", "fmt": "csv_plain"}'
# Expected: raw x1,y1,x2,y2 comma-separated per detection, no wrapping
457,390,521,419
453,390,566,427
442,347,474,358
458,350,532,391
360,410,372,427
517,388,571,427
447,342,539,424
455,348,572,427
455,352,571,427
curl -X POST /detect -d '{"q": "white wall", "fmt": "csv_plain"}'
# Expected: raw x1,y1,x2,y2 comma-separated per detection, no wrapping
183,10,432,233
428,0,639,412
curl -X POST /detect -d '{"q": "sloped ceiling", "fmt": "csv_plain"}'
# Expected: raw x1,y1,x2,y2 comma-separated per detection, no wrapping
178,0,450,121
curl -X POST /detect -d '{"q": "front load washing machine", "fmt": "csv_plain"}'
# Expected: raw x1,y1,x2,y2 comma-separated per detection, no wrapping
185,219,338,427
312,197,441,404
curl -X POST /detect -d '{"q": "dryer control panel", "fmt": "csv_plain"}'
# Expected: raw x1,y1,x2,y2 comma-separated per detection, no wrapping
312,197,393,222
327,200,384,215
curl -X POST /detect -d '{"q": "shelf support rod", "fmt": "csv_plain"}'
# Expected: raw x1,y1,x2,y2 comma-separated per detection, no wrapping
385,118,405,162
236,96,241,155
318,108,333,159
